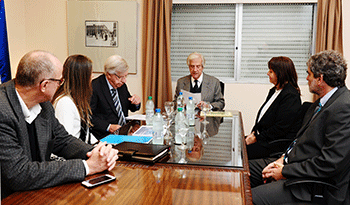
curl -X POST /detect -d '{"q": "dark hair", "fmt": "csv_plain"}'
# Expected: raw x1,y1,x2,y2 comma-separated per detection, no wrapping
52,55,93,126
307,50,347,87
15,50,55,86
268,56,300,94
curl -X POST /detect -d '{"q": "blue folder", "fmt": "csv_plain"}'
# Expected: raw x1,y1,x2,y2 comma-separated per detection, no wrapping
100,134,152,145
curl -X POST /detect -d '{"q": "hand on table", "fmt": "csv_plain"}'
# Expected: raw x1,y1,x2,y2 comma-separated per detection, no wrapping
86,142,119,175
109,124,121,133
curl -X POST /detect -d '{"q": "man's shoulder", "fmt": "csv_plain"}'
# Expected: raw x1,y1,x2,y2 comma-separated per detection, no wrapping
92,74,105,85
203,73,220,83
177,75,191,82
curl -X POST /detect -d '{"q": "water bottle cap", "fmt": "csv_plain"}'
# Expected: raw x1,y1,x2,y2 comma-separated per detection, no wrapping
178,107,183,111
155,108,161,113
148,96,152,100
179,92,183,95
189,97,193,100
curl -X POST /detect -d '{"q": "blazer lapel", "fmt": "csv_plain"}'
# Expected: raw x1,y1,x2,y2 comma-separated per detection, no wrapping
201,73,210,101
297,87,346,137
100,75,118,116
6,81,32,160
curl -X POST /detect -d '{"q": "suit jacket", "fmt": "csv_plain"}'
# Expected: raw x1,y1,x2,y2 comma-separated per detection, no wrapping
90,74,140,139
282,86,350,204
252,83,301,148
174,73,225,110
0,80,93,198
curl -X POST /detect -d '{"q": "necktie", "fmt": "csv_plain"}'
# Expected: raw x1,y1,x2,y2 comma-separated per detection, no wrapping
193,80,199,92
111,89,126,126
284,102,323,163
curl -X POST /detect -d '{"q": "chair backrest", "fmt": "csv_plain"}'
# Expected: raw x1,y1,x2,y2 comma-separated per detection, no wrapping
220,81,224,96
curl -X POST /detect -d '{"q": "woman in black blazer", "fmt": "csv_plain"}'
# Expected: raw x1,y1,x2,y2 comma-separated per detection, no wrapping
246,56,301,160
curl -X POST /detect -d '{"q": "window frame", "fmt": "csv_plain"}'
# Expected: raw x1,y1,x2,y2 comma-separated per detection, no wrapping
171,0,317,84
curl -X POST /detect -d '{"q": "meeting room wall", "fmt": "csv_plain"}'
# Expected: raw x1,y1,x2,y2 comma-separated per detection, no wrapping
4,0,350,134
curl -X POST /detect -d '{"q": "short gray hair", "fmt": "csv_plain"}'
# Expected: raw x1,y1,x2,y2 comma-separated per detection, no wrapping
15,50,56,87
307,50,347,87
186,52,205,67
104,55,129,74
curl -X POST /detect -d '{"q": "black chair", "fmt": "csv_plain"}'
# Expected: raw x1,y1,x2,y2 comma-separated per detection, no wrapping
268,102,313,157
220,81,224,96
284,178,339,205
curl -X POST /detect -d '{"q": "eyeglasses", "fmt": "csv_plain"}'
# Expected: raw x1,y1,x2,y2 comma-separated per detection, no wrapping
111,72,128,80
40,78,65,86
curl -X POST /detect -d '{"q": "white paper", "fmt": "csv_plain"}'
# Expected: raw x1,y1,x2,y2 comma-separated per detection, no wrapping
125,114,146,121
181,89,201,105
132,125,153,136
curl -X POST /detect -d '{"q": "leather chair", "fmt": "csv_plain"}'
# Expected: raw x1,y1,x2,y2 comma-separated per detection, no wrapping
268,102,313,158
220,81,224,96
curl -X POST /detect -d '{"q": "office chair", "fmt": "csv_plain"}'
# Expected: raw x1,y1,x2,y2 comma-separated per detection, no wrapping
220,81,224,96
268,102,313,158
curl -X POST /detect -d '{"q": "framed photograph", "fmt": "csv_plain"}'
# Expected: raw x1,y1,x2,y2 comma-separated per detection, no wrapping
67,1,138,73
85,21,118,47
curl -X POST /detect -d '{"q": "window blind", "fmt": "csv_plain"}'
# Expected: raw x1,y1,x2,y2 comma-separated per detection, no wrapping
240,4,315,83
171,4,236,80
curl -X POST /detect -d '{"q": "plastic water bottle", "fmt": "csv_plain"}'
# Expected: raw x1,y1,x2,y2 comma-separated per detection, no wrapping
176,92,185,111
145,96,154,125
186,97,195,126
175,107,188,144
152,108,164,144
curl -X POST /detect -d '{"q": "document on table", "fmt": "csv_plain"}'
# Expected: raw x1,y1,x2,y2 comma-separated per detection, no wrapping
181,89,201,105
125,114,146,121
132,125,153,137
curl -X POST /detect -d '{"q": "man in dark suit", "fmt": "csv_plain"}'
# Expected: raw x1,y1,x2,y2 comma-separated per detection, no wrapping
90,55,141,139
0,50,119,199
174,52,225,111
249,50,350,204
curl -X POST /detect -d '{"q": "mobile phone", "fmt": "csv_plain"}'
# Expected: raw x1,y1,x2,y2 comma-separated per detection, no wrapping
81,174,116,188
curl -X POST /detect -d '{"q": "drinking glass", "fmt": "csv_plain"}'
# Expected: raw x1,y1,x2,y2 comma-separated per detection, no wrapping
201,101,210,124
164,101,175,120
178,127,188,150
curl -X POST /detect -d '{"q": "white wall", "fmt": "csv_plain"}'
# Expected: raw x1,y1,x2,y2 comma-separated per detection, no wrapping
4,0,349,134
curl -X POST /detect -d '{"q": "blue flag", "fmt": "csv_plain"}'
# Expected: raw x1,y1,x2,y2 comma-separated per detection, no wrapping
0,0,11,83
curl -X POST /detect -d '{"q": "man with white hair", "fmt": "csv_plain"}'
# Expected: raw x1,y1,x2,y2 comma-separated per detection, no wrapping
90,55,141,139
174,52,225,110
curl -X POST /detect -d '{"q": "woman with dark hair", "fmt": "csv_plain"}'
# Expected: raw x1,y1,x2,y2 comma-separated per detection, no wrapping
52,54,97,144
245,56,301,159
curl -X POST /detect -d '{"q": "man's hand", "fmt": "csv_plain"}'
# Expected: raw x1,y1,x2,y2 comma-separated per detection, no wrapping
245,132,257,145
109,124,121,133
262,161,285,182
86,142,119,175
128,94,141,105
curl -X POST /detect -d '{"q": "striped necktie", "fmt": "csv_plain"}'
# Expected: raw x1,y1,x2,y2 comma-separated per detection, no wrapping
111,88,126,126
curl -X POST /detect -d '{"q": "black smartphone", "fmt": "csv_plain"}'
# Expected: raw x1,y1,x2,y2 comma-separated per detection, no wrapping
81,174,116,188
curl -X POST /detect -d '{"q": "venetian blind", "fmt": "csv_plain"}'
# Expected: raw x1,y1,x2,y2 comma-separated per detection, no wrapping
239,4,315,83
171,4,236,80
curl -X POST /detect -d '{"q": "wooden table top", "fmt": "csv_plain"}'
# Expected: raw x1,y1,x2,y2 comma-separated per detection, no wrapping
3,162,252,205
2,111,252,205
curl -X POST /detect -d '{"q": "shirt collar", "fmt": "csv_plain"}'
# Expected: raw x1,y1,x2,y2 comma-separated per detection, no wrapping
105,75,114,91
15,90,42,124
191,73,203,86
320,87,338,107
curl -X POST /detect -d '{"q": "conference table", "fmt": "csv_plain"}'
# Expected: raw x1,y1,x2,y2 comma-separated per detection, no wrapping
2,110,252,205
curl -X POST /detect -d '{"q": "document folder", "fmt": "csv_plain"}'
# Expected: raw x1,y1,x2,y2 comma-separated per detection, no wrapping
113,142,170,163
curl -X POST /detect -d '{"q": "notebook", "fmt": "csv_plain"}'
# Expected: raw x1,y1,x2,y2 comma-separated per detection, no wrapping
100,134,152,145
113,142,170,163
